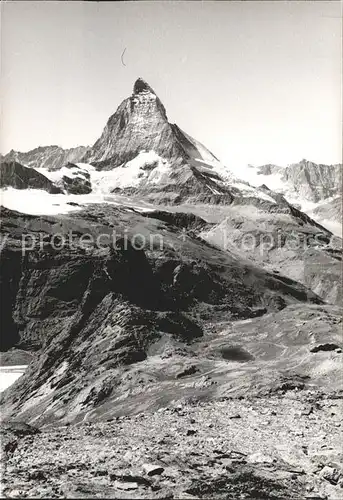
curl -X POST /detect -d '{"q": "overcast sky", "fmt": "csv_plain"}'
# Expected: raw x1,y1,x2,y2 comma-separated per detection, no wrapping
1,1,341,168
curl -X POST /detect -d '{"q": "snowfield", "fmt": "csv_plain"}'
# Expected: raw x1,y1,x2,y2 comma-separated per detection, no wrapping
0,188,107,215
0,365,27,393
228,164,286,192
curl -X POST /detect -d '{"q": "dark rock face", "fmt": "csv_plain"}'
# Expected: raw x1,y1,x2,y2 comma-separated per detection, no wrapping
133,77,156,95
1,421,40,437
0,248,23,350
2,146,89,171
0,161,61,193
142,210,208,231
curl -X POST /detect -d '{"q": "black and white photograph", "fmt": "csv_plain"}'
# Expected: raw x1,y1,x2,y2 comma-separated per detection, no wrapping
0,0,342,498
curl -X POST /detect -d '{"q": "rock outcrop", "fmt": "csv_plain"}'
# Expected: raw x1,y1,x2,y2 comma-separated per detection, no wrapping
57,163,92,194
0,161,61,193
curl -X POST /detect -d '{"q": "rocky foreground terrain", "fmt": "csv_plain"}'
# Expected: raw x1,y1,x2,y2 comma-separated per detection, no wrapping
1,202,342,498
1,394,343,499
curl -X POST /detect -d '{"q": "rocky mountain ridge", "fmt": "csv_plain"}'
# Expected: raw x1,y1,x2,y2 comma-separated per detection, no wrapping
78,77,243,204
244,160,342,236
2,145,89,172
255,159,342,203
83,78,191,169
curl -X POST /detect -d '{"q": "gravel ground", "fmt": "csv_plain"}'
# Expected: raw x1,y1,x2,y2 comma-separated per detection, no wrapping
2,393,342,499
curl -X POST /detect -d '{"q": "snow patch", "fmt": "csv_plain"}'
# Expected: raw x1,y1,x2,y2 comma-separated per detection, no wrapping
35,164,90,185
132,92,157,105
230,181,277,203
90,151,171,193
75,162,96,171
228,164,286,192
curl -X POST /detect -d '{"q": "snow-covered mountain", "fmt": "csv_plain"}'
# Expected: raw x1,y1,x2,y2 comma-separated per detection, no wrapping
254,160,341,202
1,78,341,237
78,77,244,203
2,77,277,207
233,160,342,235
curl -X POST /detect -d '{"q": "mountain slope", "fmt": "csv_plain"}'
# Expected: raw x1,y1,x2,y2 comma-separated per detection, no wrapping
311,196,342,222
1,79,340,309
199,200,342,305
235,160,342,236
0,161,61,193
308,196,342,236
0,204,325,424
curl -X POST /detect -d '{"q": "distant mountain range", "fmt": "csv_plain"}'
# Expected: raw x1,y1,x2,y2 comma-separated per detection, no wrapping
255,159,341,203
246,160,341,233
2,145,89,171
1,97,341,225
2,78,341,214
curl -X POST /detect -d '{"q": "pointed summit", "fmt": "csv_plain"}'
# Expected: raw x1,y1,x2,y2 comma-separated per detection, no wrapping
82,77,226,203
133,78,156,95
82,77,184,169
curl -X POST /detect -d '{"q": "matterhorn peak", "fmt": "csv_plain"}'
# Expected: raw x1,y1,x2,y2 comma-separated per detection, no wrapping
133,78,156,96
82,77,223,180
